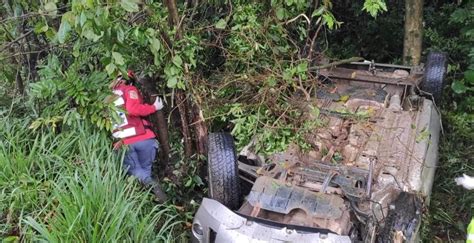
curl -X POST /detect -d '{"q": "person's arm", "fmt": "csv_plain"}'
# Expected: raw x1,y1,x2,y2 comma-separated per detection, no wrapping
124,88,156,117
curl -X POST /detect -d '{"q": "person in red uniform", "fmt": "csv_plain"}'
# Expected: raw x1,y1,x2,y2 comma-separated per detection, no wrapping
110,71,167,202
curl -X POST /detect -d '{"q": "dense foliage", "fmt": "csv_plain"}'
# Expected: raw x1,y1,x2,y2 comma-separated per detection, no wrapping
0,0,388,153
0,0,472,241
421,1,474,240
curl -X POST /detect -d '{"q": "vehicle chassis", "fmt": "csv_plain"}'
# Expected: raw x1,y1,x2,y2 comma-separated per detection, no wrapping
193,58,445,243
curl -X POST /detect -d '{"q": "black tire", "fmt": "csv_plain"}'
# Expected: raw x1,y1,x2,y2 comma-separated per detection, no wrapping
422,51,448,104
207,133,241,209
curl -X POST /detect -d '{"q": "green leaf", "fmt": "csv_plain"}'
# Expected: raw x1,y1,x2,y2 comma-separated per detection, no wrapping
44,2,57,16
322,13,335,29
145,28,155,37
63,11,76,24
79,11,87,27
193,175,204,186
116,27,125,43
464,70,474,84
121,0,139,13
105,63,117,75
450,8,470,23
149,37,161,53
185,177,193,187
72,41,81,57
134,27,140,38
34,22,49,34
45,28,56,40
2,236,19,243
296,62,308,73
167,76,178,88
215,19,227,29
451,80,467,94
172,55,183,67
312,6,325,17
362,0,388,18
112,52,125,66
283,69,293,82
57,20,71,44
266,76,277,87
85,0,94,8
177,80,186,89
275,8,285,20
153,54,160,66
310,105,320,118
164,66,172,76
81,25,102,41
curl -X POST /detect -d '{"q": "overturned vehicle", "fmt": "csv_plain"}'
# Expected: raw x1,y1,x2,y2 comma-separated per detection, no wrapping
192,52,447,242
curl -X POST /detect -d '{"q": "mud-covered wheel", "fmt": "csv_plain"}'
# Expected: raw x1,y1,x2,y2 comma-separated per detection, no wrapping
207,133,241,209
422,51,448,104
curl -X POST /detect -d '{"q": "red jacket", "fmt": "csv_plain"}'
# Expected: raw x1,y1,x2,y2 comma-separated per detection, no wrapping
114,84,157,145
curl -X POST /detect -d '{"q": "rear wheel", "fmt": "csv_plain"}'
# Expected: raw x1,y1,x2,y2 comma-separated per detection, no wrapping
421,51,448,104
207,133,241,209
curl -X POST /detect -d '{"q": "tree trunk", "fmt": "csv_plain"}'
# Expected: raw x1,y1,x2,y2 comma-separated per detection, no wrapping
403,0,424,66
165,0,183,39
165,0,194,159
191,95,208,156
165,0,210,159
154,109,171,163
176,91,193,158
139,77,171,165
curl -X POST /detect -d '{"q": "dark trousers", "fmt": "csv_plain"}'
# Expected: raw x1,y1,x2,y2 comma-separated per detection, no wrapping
123,139,159,185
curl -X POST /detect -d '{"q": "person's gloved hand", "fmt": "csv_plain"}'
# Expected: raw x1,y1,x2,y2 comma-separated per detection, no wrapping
455,174,474,190
153,96,164,111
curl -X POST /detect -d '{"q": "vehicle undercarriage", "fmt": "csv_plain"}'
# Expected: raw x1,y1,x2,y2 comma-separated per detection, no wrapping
193,53,446,243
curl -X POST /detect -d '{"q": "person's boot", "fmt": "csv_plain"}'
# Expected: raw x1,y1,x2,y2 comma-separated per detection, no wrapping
151,182,168,203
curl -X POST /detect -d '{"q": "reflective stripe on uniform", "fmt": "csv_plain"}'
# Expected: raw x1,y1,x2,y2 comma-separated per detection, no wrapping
113,111,129,129
112,127,137,138
113,90,123,96
112,96,128,130
114,97,125,106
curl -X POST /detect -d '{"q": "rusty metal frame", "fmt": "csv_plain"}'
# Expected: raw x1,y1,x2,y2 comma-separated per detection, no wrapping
319,67,422,86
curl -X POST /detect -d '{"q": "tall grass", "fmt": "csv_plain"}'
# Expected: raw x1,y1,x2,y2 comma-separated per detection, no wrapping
422,111,474,240
0,115,186,242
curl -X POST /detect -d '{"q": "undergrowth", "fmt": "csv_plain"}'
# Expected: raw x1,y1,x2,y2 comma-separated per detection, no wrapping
421,101,474,241
0,111,188,242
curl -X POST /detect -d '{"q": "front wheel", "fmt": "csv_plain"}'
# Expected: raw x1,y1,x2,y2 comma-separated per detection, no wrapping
207,133,241,210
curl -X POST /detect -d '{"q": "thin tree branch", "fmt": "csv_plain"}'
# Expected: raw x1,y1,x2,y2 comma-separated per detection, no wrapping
0,5,71,25
285,13,311,25
0,29,33,52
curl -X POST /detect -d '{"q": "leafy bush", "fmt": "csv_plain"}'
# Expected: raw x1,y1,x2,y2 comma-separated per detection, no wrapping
448,3,474,100
29,54,113,131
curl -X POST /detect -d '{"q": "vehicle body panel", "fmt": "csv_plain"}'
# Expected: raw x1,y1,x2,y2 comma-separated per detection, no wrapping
192,198,351,243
